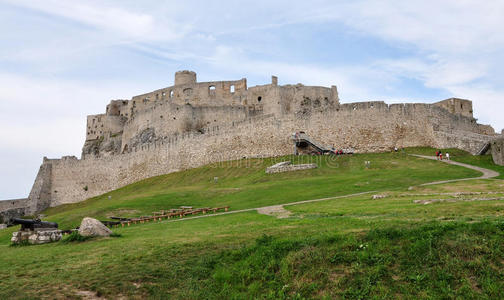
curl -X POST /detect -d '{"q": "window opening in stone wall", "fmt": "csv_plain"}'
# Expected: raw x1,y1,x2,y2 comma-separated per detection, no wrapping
156,94,159,100
162,92,166,97
230,85,235,93
258,96,262,102
209,85,216,96
170,90,174,98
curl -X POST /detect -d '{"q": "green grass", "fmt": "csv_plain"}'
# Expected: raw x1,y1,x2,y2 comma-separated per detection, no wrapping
0,148,503,299
406,147,504,179
40,152,480,229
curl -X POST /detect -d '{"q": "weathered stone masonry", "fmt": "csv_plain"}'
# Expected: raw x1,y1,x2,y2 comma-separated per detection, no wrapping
491,138,504,166
14,71,501,214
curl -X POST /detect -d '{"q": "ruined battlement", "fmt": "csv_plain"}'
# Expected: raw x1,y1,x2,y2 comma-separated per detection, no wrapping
434,98,473,118
14,70,498,215
82,71,340,157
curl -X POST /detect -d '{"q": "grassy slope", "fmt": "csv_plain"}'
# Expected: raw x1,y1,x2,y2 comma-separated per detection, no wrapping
1,149,503,299
41,152,479,228
405,147,504,179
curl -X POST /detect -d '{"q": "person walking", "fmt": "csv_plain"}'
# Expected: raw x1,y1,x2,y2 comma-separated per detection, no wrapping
439,152,443,160
446,153,450,160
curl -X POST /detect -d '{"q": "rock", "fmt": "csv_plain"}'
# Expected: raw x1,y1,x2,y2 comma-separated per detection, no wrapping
0,224,7,230
372,194,387,200
78,217,112,237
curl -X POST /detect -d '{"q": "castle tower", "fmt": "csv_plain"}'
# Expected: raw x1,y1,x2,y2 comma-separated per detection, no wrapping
175,70,197,86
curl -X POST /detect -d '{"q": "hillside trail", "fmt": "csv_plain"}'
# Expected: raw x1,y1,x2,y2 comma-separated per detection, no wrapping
160,155,500,222
410,154,499,186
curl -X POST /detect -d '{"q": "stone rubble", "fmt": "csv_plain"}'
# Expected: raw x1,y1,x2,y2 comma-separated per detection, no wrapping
266,161,317,174
11,229,62,244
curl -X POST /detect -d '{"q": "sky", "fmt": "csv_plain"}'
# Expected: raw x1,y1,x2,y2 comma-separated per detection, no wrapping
0,0,503,199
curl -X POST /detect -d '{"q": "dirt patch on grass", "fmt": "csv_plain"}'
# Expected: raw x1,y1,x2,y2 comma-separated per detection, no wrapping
257,205,292,218
414,197,504,205
106,209,140,218
75,290,102,300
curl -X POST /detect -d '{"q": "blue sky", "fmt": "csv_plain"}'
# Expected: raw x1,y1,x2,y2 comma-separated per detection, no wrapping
1,0,503,199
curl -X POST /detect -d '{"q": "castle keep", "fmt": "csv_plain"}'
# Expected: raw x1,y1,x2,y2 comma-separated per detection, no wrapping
3,70,500,218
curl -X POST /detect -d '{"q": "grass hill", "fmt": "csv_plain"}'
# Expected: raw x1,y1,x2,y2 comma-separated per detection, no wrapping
1,148,504,299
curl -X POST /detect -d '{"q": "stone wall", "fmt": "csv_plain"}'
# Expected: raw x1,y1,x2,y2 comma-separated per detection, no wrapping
491,138,504,166
25,101,496,209
433,98,474,118
26,160,53,215
11,229,62,244
10,71,497,214
0,199,28,224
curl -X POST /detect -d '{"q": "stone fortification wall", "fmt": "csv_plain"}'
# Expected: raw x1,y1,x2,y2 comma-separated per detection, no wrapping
82,72,340,160
0,199,29,224
120,103,249,152
433,98,473,118
131,77,247,110
9,71,496,215
26,159,53,214
27,100,495,208
491,138,504,166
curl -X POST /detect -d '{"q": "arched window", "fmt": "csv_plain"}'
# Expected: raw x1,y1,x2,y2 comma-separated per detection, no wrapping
257,96,262,102
230,85,235,93
209,85,216,96
169,90,174,98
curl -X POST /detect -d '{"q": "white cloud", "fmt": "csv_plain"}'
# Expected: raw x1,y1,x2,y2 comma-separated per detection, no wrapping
0,72,144,154
3,0,157,39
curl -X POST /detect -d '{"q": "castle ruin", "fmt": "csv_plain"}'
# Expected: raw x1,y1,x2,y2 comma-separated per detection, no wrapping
1,70,500,219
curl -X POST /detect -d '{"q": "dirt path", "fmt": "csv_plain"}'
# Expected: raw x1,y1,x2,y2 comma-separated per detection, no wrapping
156,156,500,223
410,155,499,186
162,191,376,223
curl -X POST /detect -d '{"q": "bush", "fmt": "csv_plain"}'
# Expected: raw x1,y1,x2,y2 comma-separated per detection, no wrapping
61,231,121,244
61,231,93,243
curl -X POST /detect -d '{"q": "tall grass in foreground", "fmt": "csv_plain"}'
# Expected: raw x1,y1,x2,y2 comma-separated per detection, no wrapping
179,221,504,299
